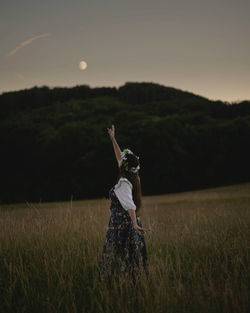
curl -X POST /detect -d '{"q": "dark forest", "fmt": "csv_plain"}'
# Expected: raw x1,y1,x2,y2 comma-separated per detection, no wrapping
0,82,249,204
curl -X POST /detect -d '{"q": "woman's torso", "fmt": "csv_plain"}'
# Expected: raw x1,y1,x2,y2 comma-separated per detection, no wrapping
108,185,141,228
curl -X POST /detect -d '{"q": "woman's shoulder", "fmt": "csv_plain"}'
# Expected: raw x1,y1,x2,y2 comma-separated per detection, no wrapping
115,177,133,189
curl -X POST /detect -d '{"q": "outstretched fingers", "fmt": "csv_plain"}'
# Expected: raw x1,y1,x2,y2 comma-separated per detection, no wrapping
107,125,115,138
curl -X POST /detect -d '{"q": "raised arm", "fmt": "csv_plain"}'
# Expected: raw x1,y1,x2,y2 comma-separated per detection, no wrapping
107,125,122,166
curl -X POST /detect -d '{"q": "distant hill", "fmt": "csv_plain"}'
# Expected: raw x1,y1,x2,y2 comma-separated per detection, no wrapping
0,82,249,204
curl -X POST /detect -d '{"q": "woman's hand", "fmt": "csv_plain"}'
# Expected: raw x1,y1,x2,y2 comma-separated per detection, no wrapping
107,124,115,140
134,223,146,235
107,124,122,165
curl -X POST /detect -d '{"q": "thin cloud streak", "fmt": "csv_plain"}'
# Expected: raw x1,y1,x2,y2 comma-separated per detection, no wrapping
7,33,51,57
16,73,26,81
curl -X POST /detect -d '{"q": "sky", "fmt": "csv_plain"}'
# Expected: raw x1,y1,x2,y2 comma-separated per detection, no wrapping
0,0,250,102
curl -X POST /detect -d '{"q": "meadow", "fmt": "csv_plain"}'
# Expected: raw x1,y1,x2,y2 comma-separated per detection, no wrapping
0,183,249,313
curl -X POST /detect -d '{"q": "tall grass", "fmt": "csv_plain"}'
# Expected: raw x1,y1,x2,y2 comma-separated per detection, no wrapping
0,183,249,313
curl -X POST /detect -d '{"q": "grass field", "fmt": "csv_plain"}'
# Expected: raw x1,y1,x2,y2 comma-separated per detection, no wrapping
0,183,249,313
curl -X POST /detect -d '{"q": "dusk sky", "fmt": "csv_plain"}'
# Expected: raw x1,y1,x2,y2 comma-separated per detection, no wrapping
1,0,249,102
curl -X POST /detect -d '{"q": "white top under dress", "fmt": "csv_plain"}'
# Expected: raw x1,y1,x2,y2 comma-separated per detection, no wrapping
113,178,136,211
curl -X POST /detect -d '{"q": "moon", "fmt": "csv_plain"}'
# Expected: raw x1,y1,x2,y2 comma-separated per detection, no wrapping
79,61,87,70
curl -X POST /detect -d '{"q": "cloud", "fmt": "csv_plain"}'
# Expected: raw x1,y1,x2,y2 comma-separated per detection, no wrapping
7,33,51,57
16,73,26,81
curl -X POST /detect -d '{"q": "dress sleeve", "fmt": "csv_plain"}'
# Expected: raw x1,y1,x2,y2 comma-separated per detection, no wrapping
114,179,136,211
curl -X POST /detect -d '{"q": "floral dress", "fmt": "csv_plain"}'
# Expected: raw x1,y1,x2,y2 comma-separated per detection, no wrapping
98,186,149,284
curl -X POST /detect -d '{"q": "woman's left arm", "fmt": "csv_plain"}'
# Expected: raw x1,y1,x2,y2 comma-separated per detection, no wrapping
107,125,122,166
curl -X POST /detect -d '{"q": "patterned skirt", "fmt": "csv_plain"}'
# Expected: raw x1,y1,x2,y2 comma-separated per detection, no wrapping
98,188,149,285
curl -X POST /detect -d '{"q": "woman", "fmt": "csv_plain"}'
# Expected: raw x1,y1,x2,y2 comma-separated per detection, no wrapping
98,125,149,285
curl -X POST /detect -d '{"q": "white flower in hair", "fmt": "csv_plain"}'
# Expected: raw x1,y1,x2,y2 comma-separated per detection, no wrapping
132,165,140,173
120,148,140,173
121,148,133,160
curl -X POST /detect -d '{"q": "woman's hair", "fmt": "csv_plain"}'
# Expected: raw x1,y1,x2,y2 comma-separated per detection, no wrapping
117,153,142,216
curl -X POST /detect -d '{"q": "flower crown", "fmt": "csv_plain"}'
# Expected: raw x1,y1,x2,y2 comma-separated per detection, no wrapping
120,148,140,174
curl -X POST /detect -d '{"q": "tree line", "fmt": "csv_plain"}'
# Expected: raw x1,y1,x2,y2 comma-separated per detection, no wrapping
0,82,249,204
